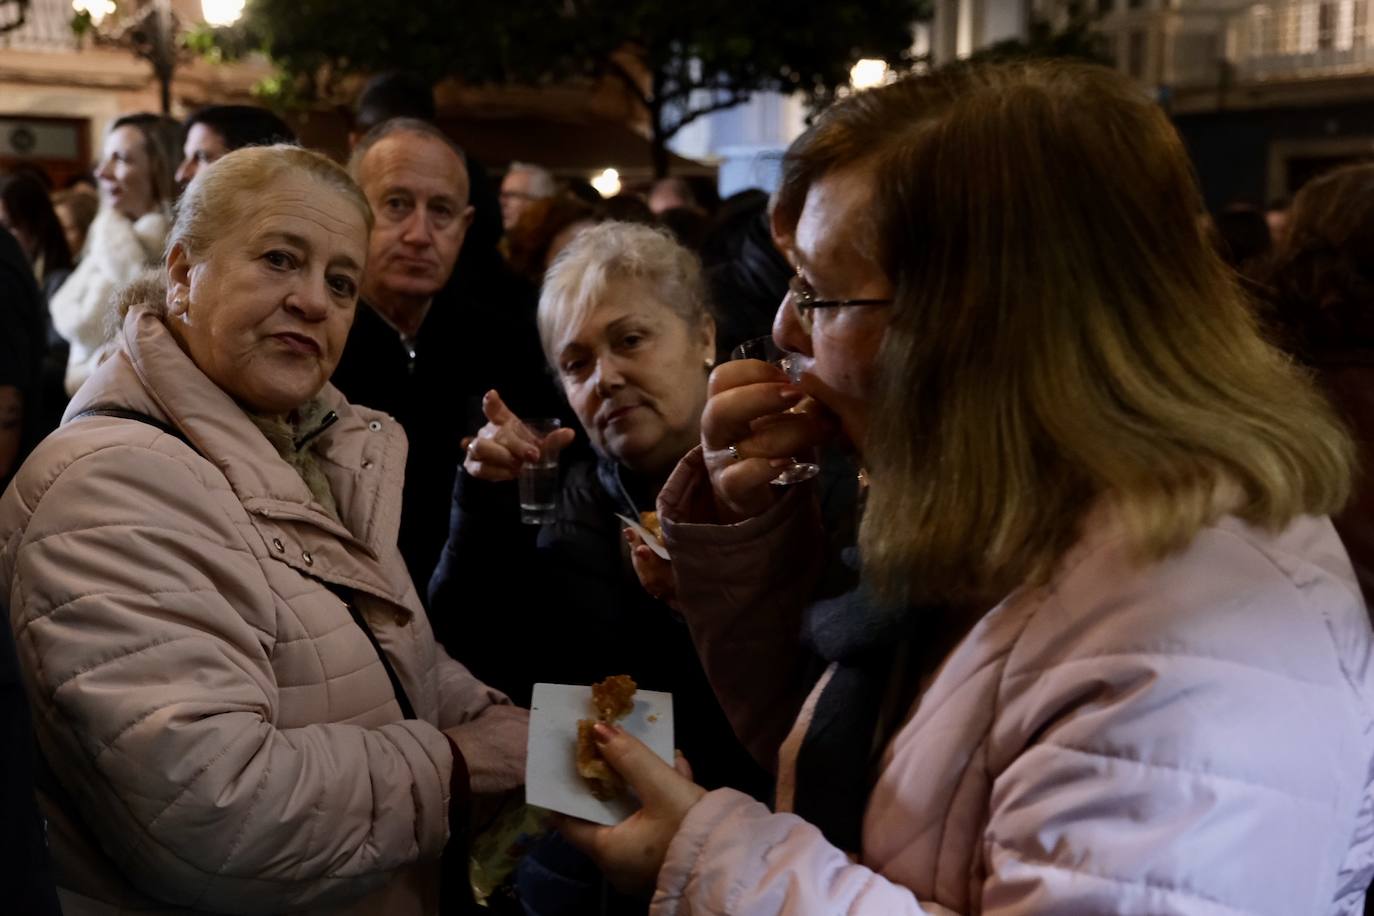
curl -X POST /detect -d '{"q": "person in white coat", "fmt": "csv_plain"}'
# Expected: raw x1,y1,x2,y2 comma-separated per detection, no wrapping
50,113,175,395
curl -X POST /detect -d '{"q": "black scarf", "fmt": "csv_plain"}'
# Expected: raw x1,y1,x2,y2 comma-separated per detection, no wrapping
791,550,950,854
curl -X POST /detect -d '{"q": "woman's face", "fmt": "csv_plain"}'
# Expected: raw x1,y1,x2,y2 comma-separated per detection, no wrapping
773,163,894,452
166,172,367,417
552,279,715,476
96,125,157,220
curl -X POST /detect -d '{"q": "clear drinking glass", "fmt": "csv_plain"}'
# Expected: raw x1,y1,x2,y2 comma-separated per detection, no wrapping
518,418,563,524
729,337,821,486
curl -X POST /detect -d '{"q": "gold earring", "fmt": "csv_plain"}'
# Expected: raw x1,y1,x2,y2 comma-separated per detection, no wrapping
704,358,715,371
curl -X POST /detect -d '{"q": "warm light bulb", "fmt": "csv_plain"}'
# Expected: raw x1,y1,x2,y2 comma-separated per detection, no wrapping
849,58,891,90
201,0,245,26
591,168,621,198
72,0,117,24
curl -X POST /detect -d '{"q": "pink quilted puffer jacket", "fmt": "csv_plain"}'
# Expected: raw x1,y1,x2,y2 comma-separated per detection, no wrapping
653,447,1374,915
0,306,526,915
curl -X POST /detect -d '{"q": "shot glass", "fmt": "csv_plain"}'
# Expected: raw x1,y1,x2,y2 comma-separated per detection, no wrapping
518,418,563,525
729,337,821,486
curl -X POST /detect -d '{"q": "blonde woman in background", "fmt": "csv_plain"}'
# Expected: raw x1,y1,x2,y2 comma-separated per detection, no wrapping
563,60,1374,915
50,114,176,395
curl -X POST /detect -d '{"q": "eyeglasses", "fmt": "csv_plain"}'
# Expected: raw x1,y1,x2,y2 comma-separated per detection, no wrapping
787,269,892,335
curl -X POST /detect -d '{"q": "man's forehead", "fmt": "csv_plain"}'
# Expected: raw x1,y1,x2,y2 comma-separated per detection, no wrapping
361,132,468,198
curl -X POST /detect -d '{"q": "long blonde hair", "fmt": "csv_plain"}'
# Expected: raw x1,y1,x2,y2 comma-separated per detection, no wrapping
776,60,1353,606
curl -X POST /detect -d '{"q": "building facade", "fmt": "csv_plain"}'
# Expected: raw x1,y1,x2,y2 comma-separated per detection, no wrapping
931,0,1374,208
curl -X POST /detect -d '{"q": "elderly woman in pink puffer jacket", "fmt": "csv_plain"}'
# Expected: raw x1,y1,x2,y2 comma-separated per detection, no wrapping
563,60,1374,915
0,145,527,915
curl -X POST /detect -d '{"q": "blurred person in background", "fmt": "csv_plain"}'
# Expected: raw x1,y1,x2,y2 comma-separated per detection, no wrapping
0,172,74,299
1,144,527,915
647,176,698,215
0,226,46,490
1,173,76,443
51,186,97,261
1268,195,1292,245
50,113,175,395
350,70,437,147
563,60,1374,915
175,103,296,188
656,206,709,253
500,161,556,232
502,192,597,285
1265,162,1374,617
1211,200,1272,283
601,193,654,225
701,190,792,360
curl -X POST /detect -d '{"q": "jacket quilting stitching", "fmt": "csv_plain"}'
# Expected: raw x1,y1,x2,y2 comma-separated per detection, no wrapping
1002,649,1344,691
1042,741,1337,803
45,634,185,696
192,744,274,907
988,837,1258,916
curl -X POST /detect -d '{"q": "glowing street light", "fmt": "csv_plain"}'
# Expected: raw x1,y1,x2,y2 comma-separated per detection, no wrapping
201,0,244,26
72,0,117,25
849,58,891,91
591,168,621,198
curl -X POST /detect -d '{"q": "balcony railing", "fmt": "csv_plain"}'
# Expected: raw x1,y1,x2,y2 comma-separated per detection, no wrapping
1230,1,1374,81
0,0,80,52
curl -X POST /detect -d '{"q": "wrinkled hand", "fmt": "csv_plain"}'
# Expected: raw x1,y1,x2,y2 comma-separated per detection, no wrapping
625,527,678,609
463,390,575,483
442,704,530,795
701,361,833,521
558,723,706,896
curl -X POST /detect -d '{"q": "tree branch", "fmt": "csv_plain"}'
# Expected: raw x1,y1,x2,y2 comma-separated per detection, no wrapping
603,56,652,110
662,90,752,140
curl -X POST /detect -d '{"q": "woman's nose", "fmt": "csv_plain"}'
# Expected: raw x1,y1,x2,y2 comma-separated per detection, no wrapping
592,356,626,395
95,158,115,180
287,277,330,320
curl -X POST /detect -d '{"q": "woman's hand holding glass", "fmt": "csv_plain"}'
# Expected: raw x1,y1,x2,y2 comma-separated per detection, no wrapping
463,389,576,483
701,360,834,521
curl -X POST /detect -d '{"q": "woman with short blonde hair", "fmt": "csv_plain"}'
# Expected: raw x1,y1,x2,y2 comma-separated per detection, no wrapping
560,60,1374,915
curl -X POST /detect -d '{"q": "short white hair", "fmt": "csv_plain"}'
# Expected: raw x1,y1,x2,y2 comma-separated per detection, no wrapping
507,161,556,199
538,221,710,369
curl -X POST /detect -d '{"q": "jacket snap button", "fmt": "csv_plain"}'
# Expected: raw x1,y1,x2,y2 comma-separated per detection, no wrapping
302,550,314,566
368,421,382,432
272,538,285,552
361,459,373,469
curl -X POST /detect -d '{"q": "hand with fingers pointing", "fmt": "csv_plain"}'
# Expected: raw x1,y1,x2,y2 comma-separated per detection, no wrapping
463,389,576,483
556,722,706,896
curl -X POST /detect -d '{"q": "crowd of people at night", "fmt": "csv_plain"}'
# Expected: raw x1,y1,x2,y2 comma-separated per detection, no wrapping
3,59,1374,916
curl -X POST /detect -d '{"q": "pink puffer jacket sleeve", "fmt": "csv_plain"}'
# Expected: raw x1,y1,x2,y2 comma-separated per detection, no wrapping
5,444,453,913
654,789,959,915
658,447,827,771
